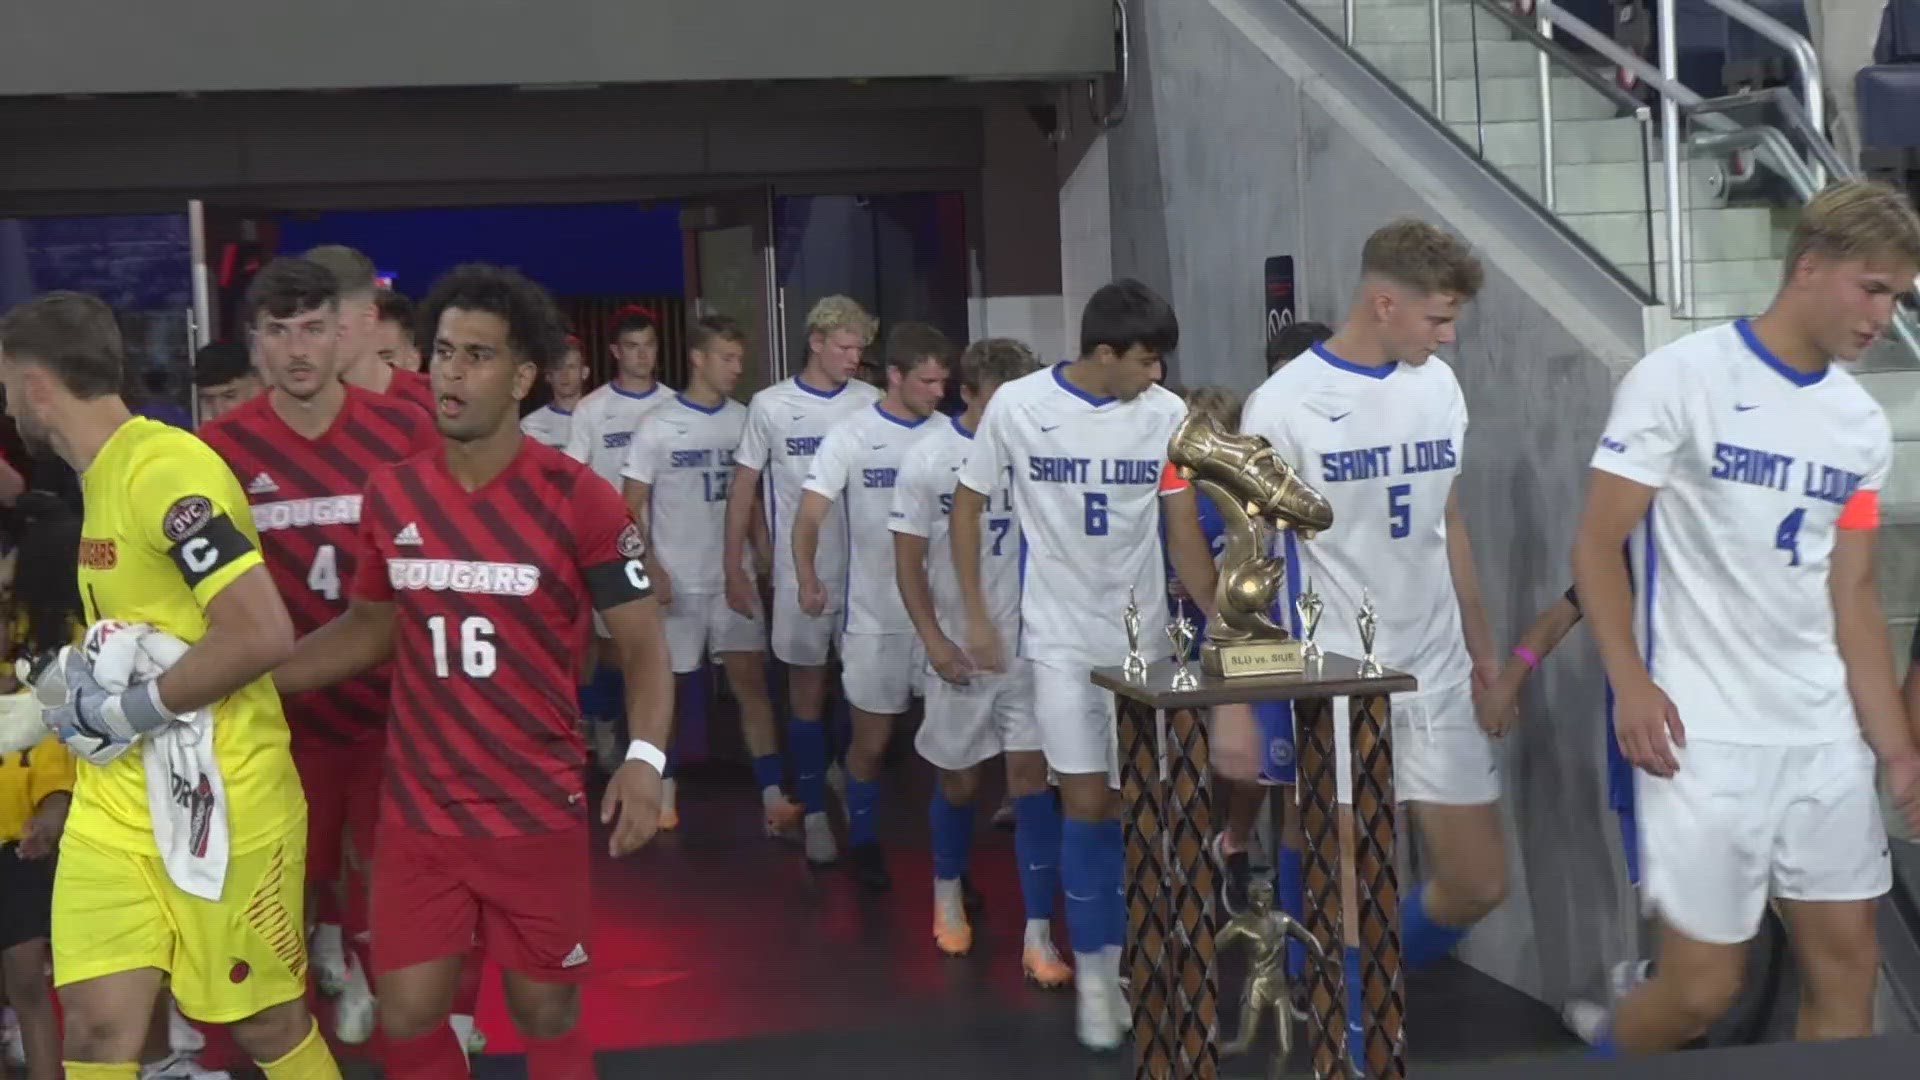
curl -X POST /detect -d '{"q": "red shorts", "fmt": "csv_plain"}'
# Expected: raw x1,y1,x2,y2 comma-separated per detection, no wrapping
369,812,593,982
292,742,383,884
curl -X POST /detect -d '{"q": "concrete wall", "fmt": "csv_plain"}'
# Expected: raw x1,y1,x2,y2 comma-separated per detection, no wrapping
1097,0,1655,1006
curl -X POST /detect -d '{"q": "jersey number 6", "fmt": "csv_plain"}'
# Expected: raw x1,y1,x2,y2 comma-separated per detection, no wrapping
428,615,498,679
1084,492,1109,536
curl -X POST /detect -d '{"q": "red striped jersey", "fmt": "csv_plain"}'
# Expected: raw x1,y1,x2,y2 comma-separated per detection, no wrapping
385,367,437,417
350,438,652,838
200,387,438,747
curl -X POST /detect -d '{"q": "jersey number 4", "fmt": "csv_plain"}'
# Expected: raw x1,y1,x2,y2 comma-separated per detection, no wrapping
308,545,340,601
1776,507,1805,567
428,615,498,679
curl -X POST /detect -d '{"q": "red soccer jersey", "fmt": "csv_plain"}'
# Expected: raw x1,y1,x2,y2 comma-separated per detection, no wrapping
350,438,651,838
200,387,438,747
385,367,437,417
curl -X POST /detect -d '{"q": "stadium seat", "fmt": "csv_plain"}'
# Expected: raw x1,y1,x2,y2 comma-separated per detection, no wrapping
1860,0,1920,152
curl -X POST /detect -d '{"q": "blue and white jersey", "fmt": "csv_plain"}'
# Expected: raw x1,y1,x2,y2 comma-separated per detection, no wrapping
1592,319,1890,746
802,403,931,634
519,402,573,450
890,415,1022,649
620,392,748,595
1242,343,1469,692
958,364,1187,665
734,375,884,595
564,380,670,490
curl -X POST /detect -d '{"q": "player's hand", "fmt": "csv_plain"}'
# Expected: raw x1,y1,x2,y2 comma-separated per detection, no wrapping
1473,678,1519,739
964,612,1005,674
798,576,828,618
18,792,69,860
1614,677,1684,777
1470,658,1502,696
724,569,758,620
651,564,675,611
1885,753,1920,836
602,760,664,857
927,636,975,686
40,649,140,766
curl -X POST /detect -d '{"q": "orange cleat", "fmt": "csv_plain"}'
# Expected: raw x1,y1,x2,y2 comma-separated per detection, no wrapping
933,905,973,958
1022,940,1074,989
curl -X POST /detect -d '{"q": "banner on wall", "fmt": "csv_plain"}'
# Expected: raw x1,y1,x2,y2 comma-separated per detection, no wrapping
1264,255,1296,343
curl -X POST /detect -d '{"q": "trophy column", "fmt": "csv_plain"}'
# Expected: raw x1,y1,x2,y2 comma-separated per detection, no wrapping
1094,655,1415,1080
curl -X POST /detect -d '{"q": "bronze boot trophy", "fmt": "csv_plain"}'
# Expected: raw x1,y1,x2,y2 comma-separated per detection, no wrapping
1166,411,1334,678
1219,879,1326,1073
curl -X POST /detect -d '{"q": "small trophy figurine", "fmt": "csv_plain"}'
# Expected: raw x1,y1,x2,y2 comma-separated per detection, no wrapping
1357,588,1383,677
1294,578,1325,665
1219,879,1324,1067
1123,588,1148,684
1165,615,1199,691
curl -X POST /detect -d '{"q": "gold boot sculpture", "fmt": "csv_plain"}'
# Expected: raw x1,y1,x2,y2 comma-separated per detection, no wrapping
1166,410,1334,677
1219,878,1326,1075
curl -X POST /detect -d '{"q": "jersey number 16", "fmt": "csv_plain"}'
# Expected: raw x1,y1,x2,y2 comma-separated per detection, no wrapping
428,615,498,679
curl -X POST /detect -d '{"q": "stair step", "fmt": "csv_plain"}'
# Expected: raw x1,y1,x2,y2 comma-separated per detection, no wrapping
1617,259,1778,296
1304,2,1513,42
1453,117,1649,167
1372,39,1543,81
1492,157,1728,215
1856,371,1920,440
1560,208,1785,264
1677,291,1777,319
1883,441,1920,509
1403,75,1635,124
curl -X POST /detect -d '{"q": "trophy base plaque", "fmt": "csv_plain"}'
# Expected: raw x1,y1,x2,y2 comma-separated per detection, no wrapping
1202,638,1305,678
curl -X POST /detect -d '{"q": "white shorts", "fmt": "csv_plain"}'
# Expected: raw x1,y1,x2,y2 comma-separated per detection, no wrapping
662,591,765,674
915,660,1042,771
770,586,842,668
840,631,916,715
1030,655,1120,787
1638,737,1890,945
1327,679,1497,806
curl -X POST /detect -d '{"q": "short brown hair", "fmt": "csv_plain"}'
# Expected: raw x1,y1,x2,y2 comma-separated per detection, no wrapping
1360,220,1484,300
689,314,748,354
884,322,952,375
302,244,377,298
1784,179,1920,280
958,337,1039,391
1184,385,1244,432
0,292,124,399
245,257,338,326
374,288,413,328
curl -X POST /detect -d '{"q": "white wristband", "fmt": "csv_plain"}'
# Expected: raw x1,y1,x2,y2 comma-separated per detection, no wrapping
625,740,667,774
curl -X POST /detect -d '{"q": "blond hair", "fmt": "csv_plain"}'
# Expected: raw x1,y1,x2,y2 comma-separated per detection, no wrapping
958,337,1040,390
1784,179,1920,279
1183,385,1244,433
805,295,877,345
1361,219,1484,300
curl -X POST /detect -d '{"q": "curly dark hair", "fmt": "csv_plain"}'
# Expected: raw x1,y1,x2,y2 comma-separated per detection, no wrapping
8,492,82,658
414,264,567,370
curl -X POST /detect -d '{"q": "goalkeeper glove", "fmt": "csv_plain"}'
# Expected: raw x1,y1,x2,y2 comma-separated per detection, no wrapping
36,647,175,766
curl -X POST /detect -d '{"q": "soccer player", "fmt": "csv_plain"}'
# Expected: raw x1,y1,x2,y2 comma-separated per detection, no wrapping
621,315,795,834
890,337,1072,982
199,257,439,1044
302,246,434,415
521,335,587,450
1242,221,1502,1061
191,342,261,424
951,281,1216,1049
0,291,338,1079
724,296,881,866
370,290,422,373
271,263,670,1079
792,322,950,890
1573,179,1920,1054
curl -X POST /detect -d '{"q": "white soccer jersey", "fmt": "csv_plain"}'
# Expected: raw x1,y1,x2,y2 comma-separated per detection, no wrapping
1592,319,1891,746
1242,344,1470,692
802,403,933,634
889,415,1022,649
621,393,748,595
564,380,670,490
958,364,1188,665
519,403,573,450
735,375,884,594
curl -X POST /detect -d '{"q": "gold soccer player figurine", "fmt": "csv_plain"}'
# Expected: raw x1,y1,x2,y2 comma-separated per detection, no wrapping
1166,410,1333,677
1220,878,1324,1069
1123,587,1149,683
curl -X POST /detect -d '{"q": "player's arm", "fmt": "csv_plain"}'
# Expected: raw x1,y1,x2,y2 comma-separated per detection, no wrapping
724,400,772,616
1444,483,1498,687
793,429,851,617
891,456,970,685
620,428,672,605
1162,474,1217,621
953,403,1011,672
1831,523,1914,760
273,601,396,697
1477,589,1584,737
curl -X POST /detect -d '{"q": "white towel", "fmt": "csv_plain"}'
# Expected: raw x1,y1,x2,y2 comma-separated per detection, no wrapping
85,621,232,902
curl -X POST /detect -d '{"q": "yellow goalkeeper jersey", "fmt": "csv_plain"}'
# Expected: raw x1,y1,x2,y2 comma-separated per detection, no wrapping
74,418,303,854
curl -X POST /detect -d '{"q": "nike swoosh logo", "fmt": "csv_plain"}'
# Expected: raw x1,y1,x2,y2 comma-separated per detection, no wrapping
1735,404,1759,412
870,444,887,450
1040,424,1060,432
1329,412,1352,422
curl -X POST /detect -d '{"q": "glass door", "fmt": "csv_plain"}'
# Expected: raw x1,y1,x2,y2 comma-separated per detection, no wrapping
681,186,780,401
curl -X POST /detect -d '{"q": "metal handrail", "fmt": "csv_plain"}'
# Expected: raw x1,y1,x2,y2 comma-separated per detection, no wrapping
1089,0,1132,130
1695,0,1826,149
1460,0,1647,114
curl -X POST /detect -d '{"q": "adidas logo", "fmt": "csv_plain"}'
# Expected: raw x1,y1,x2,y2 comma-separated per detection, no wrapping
561,943,589,969
394,523,423,546
247,473,278,495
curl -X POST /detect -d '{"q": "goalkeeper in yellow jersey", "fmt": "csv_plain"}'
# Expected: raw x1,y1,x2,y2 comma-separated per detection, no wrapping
0,292,339,1080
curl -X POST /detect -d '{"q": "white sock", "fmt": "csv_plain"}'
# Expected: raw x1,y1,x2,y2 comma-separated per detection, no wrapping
1102,943,1123,980
313,922,343,959
934,877,963,907
661,777,677,810
761,785,785,806
1024,918,1053,950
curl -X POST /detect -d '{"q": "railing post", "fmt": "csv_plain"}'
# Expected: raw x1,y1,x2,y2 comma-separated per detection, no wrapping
1536,4,1556,209
1429,0,1444,119
1345,0,1356,45
1656,0,1688,314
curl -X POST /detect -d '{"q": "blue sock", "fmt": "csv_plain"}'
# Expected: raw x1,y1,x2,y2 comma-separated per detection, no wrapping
1277,846,1305,978
1098,818,1126,948
787,718,829,813
1402,881,1469,971
929,791,974,881
845,777,880,846
1012,792,1062,921
1590,1034,1619,1059
1061,818,1107,956
751,753,784,793
1345,945,1366,1071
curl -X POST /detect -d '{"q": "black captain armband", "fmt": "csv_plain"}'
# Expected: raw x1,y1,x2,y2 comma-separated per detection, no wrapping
584,521,654,610
1564,584,1580,613
161,495,255,589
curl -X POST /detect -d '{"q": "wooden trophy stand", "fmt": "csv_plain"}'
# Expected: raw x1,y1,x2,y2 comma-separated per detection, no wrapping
1092,653,1417,1080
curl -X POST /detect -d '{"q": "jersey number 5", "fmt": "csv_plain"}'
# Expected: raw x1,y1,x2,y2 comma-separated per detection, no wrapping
1776,507,1805,567
428,615,498,679
1387,484,1411,539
